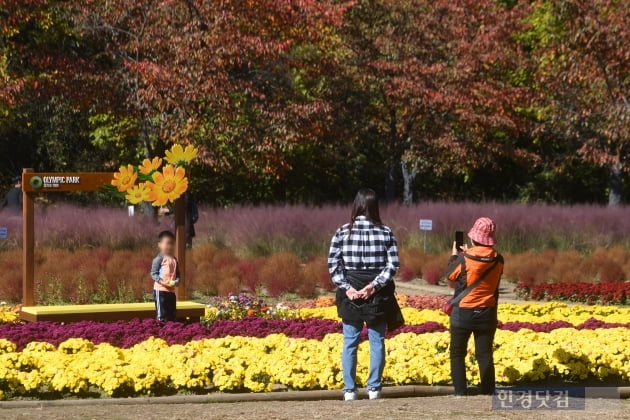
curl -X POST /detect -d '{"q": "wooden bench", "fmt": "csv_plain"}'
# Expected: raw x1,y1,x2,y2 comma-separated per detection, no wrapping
20,301,206,322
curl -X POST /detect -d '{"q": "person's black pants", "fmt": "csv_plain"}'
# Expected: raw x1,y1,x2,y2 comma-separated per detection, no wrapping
154,290,176,322
450,326,496,395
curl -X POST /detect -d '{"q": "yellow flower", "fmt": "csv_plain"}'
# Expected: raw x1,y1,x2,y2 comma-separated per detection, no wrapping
111,165,137,192
125,183,151,204
139,157,163,175
165,144,198,165
145,165,188,206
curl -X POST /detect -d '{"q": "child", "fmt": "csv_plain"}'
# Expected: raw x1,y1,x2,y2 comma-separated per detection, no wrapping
150,231,180,321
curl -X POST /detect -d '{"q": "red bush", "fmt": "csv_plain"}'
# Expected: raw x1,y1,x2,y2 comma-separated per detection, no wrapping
238,257,266,292
423,264,442,285
398,266,415,282
515,282,630,305
259,253,303,297
0,250,22,302
399,248,426,281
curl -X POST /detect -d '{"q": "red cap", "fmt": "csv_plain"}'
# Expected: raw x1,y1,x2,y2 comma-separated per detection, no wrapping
468,217,497,246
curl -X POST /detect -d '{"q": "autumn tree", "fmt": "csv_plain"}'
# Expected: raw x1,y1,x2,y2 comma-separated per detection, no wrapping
72,0,353,200
0,0,120,177
522,0,630,205
334,0,532,204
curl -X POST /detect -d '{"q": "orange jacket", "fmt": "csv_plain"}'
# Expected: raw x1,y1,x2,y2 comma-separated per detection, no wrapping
150,254,179,293
446,246,503,308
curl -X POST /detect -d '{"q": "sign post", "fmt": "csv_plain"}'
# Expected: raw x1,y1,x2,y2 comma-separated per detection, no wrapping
419,219,433,253
22,169,35,306
174,197,187,301
21,169,189,306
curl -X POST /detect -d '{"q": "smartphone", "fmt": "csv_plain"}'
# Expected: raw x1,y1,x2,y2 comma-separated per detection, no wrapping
455,231,465,251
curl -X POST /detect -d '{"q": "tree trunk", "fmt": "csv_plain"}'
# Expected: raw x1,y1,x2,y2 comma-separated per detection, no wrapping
384,160,397,203
401,160,418,206
608,160,623,206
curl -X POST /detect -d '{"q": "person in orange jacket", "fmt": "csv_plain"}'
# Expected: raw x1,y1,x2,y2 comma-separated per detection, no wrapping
445,217,504,396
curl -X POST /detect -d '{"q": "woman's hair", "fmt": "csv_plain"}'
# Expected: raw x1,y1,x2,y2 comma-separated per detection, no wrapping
350,188,383,231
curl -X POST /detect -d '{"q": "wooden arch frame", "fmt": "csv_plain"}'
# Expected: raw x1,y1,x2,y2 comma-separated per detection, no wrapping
20,168,188,306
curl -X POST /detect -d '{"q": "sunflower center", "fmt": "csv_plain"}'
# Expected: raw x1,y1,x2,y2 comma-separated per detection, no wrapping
121,175,131,185
162,179,176,193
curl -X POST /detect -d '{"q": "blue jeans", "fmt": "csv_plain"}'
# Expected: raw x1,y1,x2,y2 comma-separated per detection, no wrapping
342,321,386,391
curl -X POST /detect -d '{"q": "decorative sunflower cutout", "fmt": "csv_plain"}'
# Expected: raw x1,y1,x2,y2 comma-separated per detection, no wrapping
110,144,198,206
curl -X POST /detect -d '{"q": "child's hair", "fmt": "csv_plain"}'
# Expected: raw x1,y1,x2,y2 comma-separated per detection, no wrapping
158,230,176,241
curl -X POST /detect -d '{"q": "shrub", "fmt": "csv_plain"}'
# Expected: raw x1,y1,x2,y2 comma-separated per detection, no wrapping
303,257,333,291
296,276,319,298
547,250,583,283
190,244,221,295
0,250,22,302
211,248,238,270
598,261,625,283
398,266,415,282
504,250,555,285
216,266,242,296
259,253,303,297
422,264,442,285
192,244,218,266
190,260,216,295
505,248,630,285
399,248,426,281
237,257,266,293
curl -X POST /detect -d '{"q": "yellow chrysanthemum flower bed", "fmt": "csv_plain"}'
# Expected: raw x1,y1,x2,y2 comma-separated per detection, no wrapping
0,302,627,399
0,305,19,324
0,328,627,398
297,302,630,325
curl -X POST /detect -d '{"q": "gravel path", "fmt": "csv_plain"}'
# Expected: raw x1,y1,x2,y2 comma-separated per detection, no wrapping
2,396,628,420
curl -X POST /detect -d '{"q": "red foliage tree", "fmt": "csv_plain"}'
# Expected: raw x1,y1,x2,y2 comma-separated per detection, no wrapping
72,0,354,182
334,0,532,203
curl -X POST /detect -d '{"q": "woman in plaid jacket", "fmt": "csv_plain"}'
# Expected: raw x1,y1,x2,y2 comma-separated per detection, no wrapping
328,188,400,401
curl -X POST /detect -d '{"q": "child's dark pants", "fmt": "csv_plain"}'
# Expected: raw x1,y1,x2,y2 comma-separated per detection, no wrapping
154,290,176,321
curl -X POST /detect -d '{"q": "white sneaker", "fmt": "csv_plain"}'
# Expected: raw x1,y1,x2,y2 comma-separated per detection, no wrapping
368,389,382,400
344,391,358,401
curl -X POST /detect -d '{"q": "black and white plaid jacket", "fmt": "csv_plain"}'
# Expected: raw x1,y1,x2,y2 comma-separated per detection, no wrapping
328,216,399,291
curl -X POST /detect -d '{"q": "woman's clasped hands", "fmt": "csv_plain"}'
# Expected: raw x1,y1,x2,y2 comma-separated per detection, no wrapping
345,283,376,300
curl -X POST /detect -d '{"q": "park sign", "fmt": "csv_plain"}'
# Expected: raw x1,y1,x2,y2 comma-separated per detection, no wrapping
22,172,114,192
419,219,433,231
418,219,433,252
19,165,191,309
